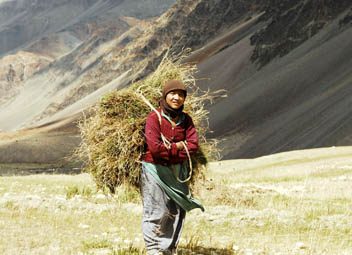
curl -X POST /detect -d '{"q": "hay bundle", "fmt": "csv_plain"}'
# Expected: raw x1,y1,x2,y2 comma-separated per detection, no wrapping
77,56,219,193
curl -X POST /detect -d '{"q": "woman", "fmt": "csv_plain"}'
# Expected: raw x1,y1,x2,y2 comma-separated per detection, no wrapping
141,80,204,255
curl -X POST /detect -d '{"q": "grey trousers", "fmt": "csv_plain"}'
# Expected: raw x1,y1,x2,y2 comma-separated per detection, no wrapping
141,165,186,255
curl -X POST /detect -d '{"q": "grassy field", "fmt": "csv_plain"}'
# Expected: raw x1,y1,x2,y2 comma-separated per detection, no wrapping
0,146,352,254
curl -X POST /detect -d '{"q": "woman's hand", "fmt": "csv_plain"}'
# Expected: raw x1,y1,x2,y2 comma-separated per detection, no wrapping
175,141,185,150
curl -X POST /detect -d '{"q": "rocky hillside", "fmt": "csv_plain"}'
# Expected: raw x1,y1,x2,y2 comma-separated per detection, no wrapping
251,0,352,66
0,0,174,56
40,0,266,123
0,0,351,163
0,0,175,130
198,0,352,158
0,51,51,105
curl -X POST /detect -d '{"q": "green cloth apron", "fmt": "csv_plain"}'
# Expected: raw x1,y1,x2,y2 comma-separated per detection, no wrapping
142,161,204,212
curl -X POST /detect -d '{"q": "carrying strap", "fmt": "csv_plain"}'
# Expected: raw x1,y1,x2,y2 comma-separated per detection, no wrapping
177,141,192,183
137,92,193,183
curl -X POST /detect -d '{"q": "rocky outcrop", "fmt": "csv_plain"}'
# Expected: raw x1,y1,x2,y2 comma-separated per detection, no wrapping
339,7,352,27
0,51,51,104
250,0,352,66
81,0,265,87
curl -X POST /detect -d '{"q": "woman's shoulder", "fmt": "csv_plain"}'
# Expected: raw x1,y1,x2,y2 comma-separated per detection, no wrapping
183,112,192,119
182,112,195,126
146,108,162,121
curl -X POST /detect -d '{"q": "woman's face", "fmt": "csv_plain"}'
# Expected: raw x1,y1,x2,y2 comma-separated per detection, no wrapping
165,89,186,109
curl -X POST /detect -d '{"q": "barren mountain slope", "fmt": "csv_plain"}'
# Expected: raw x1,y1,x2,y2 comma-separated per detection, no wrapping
0,0,351,165
41,0,265,123
0,0,98,56
0,0,175,131
0,51,52,106
196,4,352,158
0,0,263,133
0,0,175,56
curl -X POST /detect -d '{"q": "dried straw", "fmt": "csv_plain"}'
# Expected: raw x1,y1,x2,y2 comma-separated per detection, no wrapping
77,55,219,193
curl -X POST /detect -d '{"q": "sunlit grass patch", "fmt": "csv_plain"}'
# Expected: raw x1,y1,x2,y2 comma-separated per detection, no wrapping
178,245,234,255
82,239,113,251
65,185,94,199
114,184,141,204
4,200,19,210
310,168,352,178
111,247,144,255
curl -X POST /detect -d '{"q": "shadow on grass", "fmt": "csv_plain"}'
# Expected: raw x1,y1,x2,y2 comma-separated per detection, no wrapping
0,163,82,176
111,246,234,255
178,246,234,255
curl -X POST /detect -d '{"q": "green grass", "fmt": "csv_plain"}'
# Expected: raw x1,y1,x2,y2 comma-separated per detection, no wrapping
82,239,113,251
65,185,94,199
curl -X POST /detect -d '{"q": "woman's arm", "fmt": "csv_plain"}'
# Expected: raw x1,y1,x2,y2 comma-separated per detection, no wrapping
177,115,199,159
144,112,171,160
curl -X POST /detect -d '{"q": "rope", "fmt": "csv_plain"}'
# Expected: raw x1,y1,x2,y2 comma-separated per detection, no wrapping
136,91,193,183
137,91,162,125
136,92,172,149
176,141,193,183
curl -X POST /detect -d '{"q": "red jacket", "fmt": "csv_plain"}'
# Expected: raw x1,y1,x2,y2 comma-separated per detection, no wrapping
142,108,199,165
